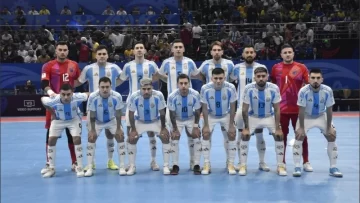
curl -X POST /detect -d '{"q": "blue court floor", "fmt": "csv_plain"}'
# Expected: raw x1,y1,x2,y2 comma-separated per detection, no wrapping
1,117,359,203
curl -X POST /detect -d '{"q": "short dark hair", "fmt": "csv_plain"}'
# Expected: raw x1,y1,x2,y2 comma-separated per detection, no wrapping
96,45,108,53
99,77,112,85
56,41,68,48
60,83,73,91
210,41,223,50
243,45,255,51
281,44,293,52
212,68,225,75
172,39,183,45
309,68,322,75
134,42,145,48
254,67,268,74
177,73,190,83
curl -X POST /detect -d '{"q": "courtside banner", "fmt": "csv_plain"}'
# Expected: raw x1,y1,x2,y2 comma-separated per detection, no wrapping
1,95,46,117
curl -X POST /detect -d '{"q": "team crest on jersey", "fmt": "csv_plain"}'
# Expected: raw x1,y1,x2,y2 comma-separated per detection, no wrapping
320,98,325,103
183,63,188,70
58,108,63,111
139,104,143,108
106,71,111,77
144,69,149,74
131,70,136,73
222,95,227,100
241,72,245,75
253,96,258,99
69,67,74,73
209,96,214,99
266,97,270,102
177,102,181,106
108,102,113,107
171,66,175,70
151,103,155,108
94,73,99,76
308,98,313,102
72,106,76,111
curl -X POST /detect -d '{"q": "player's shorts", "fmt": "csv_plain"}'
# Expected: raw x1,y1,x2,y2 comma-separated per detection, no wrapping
45,110,52,129
248,116,276,135
295,113,335,134
134,119,162,135
168,117,195,135
235,108,244,129
208,114,232,133
49,117,82,138
86,117,118,136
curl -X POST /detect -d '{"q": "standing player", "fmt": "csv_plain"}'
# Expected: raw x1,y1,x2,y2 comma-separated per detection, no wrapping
75,45,122,171
293,69,342,177
127,78,170,175
118,42,166,171
200,68,237,175
271,44,313,172
239,67,286,176
40,84,89,178
167,74,202,175
159,39,199,170
230,45,269,171
85,77,126,176
40,41,81,174
198,41,235,167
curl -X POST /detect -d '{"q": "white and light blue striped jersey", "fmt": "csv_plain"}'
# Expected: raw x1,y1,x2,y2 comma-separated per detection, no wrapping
200,81,237,117
242,82,281,118
119,59,159,97
230,62,267,108
127,90,166,123
41,93,88,120
297,84,335,117
87,90,125,123
78,62,122,92
167,88,201,120
198,58,234,83
159,57,199,94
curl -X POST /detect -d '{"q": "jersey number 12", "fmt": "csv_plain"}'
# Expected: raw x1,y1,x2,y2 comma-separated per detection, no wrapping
63,73,69,82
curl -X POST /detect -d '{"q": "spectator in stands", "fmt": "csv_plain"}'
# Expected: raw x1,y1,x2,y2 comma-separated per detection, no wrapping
28,6,39,15
18,44,28,59
109,29,124,53
162,6,171,14
157,13,168,24
2,31,13,45
75,7,85,15
192,21,202,60
37,49,51,63
0,7,11,15
60,6,71,15
24,50,37,63
39,5,50,15
17,80,36,95
296,19,307,33
124,45,134,61
180,25,192,56
103,6,115,15
116,7,127,15
146,6,156,15
78,37,91,63
131,7,141,15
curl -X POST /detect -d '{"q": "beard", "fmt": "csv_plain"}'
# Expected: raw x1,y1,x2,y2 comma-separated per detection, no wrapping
245,57,254,64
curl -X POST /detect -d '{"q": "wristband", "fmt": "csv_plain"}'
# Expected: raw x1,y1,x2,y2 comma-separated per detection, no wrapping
193,124,199,127
47,89,55,96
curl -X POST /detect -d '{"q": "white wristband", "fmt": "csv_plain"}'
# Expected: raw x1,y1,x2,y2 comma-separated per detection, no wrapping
193,124,199,127
47,89,55,96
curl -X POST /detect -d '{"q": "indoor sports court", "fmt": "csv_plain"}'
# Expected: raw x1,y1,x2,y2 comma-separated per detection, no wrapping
1,112,358,203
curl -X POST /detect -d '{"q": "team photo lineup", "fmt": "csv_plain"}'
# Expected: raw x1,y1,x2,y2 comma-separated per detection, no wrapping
39,39,343,178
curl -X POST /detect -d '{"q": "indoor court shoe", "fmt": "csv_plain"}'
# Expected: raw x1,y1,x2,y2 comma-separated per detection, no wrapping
107,160,119,170
127,165,136,176
84,162,96,171
193,165,201,175
259,162,270,172
76,167,85,177
84,168,94,177
118,167,126,176
330,167,343,177
151,161,160,171
170,165,179,175
293,167,302,177
227,163,236,175
41,163,50,175
277,164,287,176
42,168,55,178
190,161,194,171
163,166,171,175
303,162,313,172
201,163,211,175
238,165,247,176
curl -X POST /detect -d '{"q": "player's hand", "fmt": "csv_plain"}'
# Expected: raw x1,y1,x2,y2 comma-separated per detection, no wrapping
116,128,124,141
160,128,170,141
295,128,306,138
192,126,201,139
242,128,250,137
326,126,336,139
129,129,139,142
51,114,56,121
202,125,211,138
275,129,284,140
228,124,236,140
88,130,97,141
171,129,181,140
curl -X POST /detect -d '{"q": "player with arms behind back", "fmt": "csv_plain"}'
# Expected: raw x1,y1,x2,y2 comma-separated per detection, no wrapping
40,41,81,174
292,68,342,178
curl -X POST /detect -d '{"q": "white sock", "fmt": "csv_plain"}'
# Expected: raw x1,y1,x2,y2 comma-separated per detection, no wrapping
255,133,266,163
107,138,115,161
48,146,56,168
117,142,126,168
227,140,236,164
293,140,303,168
171,140,179,166
127,143,137,166
201,140,211,163
149,137,156,161
327,142,338,168
162,143,171,167
187,137,194,162
222,129,229,159
237,136,241,164
74,144,84,169
275,141,285,166
193,138,202,166
239,140,249,166
86,142,95,168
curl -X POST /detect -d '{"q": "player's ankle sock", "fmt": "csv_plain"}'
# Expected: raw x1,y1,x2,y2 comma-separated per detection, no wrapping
117,142,126,168
162,143,171,167
187,136,194,162
227,140,236,164
222,129,229,159
107,138,115,161
275,141,285,166
86,142,95,167
193,138,201,165
292,140,303,167
127,144,137,166
302,136,309,163
283,134,288,163
148,137,156,162
327,142,338,168
47,146,56,168
74,144,84,168
237,138,241,163
171,140,179,166
68,143,77,164
255,133,266,163
46,143,49,163
239,140,249,166
201,140,211,163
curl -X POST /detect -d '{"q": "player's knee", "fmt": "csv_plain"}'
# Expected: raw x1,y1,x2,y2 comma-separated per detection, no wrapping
241,134,250,141
48,136,57,146
105,130,114,139
273,133,283,141
72,136,81,144
254,128,263,133
326,134,336,142
88,136,96,143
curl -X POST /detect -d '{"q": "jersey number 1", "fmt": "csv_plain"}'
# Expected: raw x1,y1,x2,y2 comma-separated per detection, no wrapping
63,73,69,82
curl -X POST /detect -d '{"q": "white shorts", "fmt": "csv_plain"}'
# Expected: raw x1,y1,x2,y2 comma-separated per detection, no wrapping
134,120,162,135
168,118,195,135
87,118,118,136
295,114,334,134
235,108,244,129
249,116,276,135
208,114,232,133
49,117,82,138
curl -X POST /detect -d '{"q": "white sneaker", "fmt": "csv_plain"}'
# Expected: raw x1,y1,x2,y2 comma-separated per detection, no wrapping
201,163,211,175
238,165,247,176
76,166,85,178
227,163,236,175
118,167,127,176
42,167,55,178
150,161,160,171
163,166,171,175
303,162,313,172
277,164,287,176
41,164,50,175
259,162,270,172
127,165,136,176
190,161,195,171
84,168,94,177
